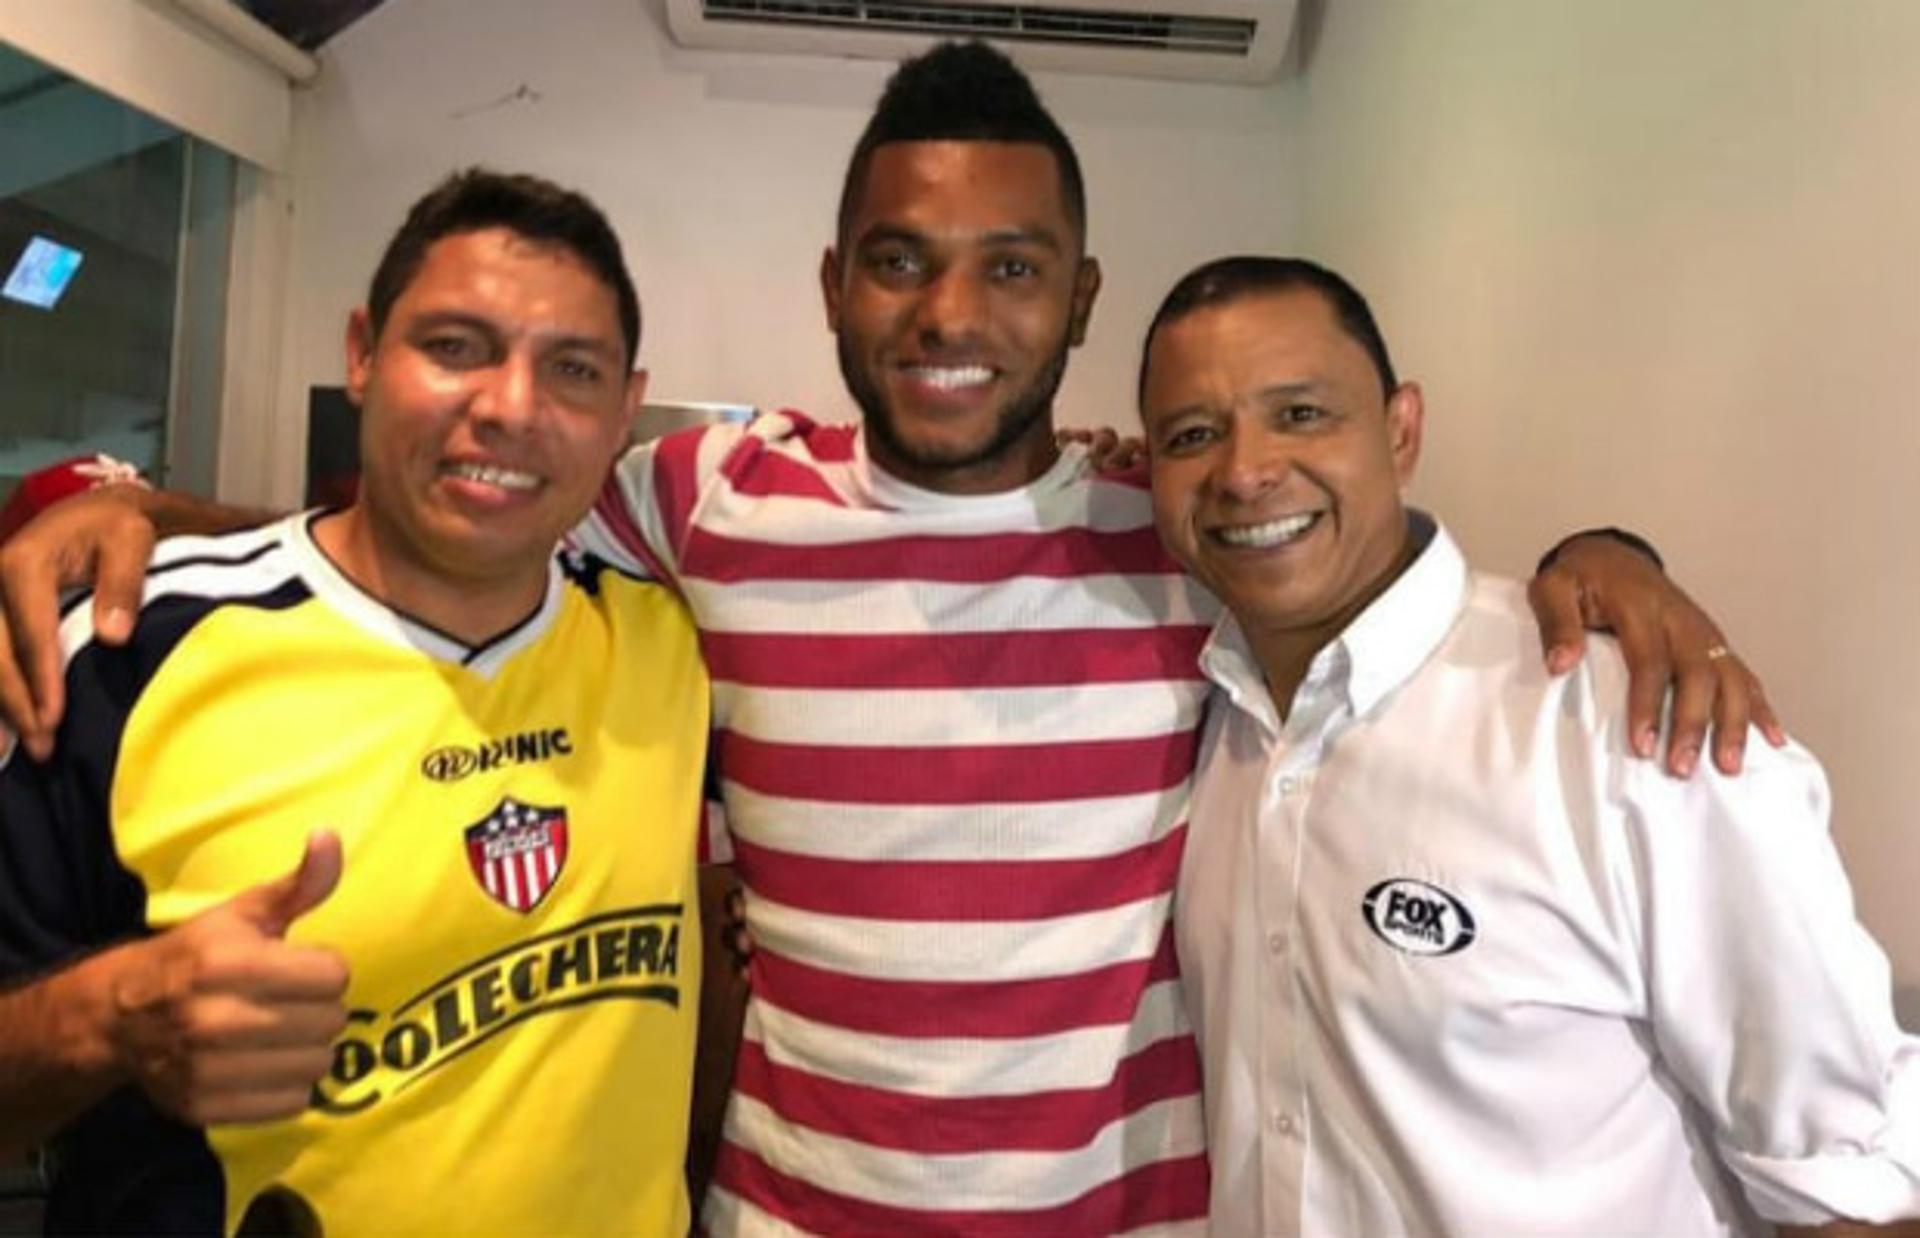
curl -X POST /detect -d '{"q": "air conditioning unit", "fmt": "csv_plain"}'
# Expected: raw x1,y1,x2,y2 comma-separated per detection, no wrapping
662,0,1299,85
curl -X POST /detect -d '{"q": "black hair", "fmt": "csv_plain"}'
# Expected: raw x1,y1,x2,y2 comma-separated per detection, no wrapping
1139,256,1398,401
366,168,641,365
836,40,1087,249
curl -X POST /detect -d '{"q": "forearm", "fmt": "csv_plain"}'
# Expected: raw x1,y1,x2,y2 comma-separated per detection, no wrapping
686,863,748,1208
122,484,280,540
0,947,130,1160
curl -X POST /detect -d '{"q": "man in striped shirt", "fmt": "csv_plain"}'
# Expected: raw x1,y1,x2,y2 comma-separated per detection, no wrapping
568,42,1774,1234
0,41,1774,1236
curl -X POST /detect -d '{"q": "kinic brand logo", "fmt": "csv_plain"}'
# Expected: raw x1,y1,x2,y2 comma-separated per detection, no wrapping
422,728,572,782
1361,878,1477,957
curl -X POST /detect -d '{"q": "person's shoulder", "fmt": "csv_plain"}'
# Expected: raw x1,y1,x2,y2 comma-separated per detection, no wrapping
52,516,311,673
147,515,301,577
742,408,860,466
135,516,309,617
555,552,704,662
559,548,684,607
653,408,852,451
624,418,746,475
1452,571,1824,789
758,407,842,438
1444,571,1561,676
1438,570,1630,729
632,409,856,479
1052,446,1155,517
18,519,313,772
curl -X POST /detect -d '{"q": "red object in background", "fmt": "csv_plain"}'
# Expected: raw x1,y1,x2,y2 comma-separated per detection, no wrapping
0,455,147,546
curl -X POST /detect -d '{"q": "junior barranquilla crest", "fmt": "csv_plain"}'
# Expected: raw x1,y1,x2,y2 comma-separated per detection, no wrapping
465,797,569,912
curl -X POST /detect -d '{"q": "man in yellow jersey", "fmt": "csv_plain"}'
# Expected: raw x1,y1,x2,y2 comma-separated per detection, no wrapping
0,170,710,1234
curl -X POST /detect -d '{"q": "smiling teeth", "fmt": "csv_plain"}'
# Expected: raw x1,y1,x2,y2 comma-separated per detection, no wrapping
1215,512,1318,549
910,365,994,391
447,462,539,491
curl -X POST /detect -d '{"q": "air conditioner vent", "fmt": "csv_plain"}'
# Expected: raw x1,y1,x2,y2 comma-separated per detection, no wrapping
699,1,1257,57
664,0,1297,85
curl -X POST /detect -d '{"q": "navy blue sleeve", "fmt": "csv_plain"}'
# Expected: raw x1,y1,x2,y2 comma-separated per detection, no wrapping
0,639,151,978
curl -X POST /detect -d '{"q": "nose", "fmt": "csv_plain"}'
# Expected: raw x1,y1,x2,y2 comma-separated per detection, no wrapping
915,266,987,347
1213,420,1287,504
468,350,539,432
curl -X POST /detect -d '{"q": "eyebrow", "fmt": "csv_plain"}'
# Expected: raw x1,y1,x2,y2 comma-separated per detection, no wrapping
1257,381,1324,401
546,334,625,362
982,226,1066,253
408,311,623,360
1143,400,1209,427
855,223,1067,254
1144,380,1327,426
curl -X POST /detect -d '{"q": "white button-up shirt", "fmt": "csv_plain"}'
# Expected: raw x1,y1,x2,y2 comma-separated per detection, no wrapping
1177,521,1920,1235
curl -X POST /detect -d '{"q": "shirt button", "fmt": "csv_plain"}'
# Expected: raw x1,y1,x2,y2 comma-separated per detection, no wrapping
1270,1111,1295,1135
1267,931,1286,954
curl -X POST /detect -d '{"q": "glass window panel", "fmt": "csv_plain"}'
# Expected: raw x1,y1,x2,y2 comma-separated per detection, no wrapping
0,39,234,498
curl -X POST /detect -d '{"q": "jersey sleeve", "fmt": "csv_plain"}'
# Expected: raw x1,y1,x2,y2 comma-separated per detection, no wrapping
0,636,149,978
571,424,743,587
1618,741,1920,1225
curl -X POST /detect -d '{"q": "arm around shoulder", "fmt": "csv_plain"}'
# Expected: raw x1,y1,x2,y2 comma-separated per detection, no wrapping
1529,527,1784,776
131,485,277,540
0,483,277,755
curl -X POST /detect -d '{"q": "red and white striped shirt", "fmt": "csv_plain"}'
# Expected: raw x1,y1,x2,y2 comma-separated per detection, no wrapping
578,411,1218,1235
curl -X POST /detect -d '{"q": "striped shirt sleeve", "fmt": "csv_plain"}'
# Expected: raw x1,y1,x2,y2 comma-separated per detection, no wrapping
574,424,749,585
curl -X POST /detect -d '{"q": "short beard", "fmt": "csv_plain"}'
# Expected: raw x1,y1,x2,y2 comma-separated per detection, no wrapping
839,331,1072,484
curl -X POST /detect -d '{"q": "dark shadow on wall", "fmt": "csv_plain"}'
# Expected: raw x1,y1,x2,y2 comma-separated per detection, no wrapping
1291,0,1329,75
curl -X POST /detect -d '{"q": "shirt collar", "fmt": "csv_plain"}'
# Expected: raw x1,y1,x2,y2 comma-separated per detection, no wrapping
850,423,1088,511
288,510,564,675
1198,511,1469,731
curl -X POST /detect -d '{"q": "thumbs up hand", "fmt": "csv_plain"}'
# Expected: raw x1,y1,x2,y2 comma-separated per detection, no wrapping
217,829,344,940
107,832,351,1125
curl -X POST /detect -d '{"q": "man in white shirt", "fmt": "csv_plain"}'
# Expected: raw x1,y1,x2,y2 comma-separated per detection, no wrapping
1141,255,1920,1236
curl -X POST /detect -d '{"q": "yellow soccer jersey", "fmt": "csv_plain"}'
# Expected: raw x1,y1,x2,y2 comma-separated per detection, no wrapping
0,513,709,1236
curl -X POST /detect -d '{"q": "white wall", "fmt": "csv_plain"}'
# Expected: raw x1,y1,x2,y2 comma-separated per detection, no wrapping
275,0,1299,448
1294,0,1920,1018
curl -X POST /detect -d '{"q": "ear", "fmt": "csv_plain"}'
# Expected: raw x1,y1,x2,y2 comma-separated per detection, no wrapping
621,367,650,439
1067,256,1102,348
344,308,376,406
1386,381,1425,487
820,247,843,334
